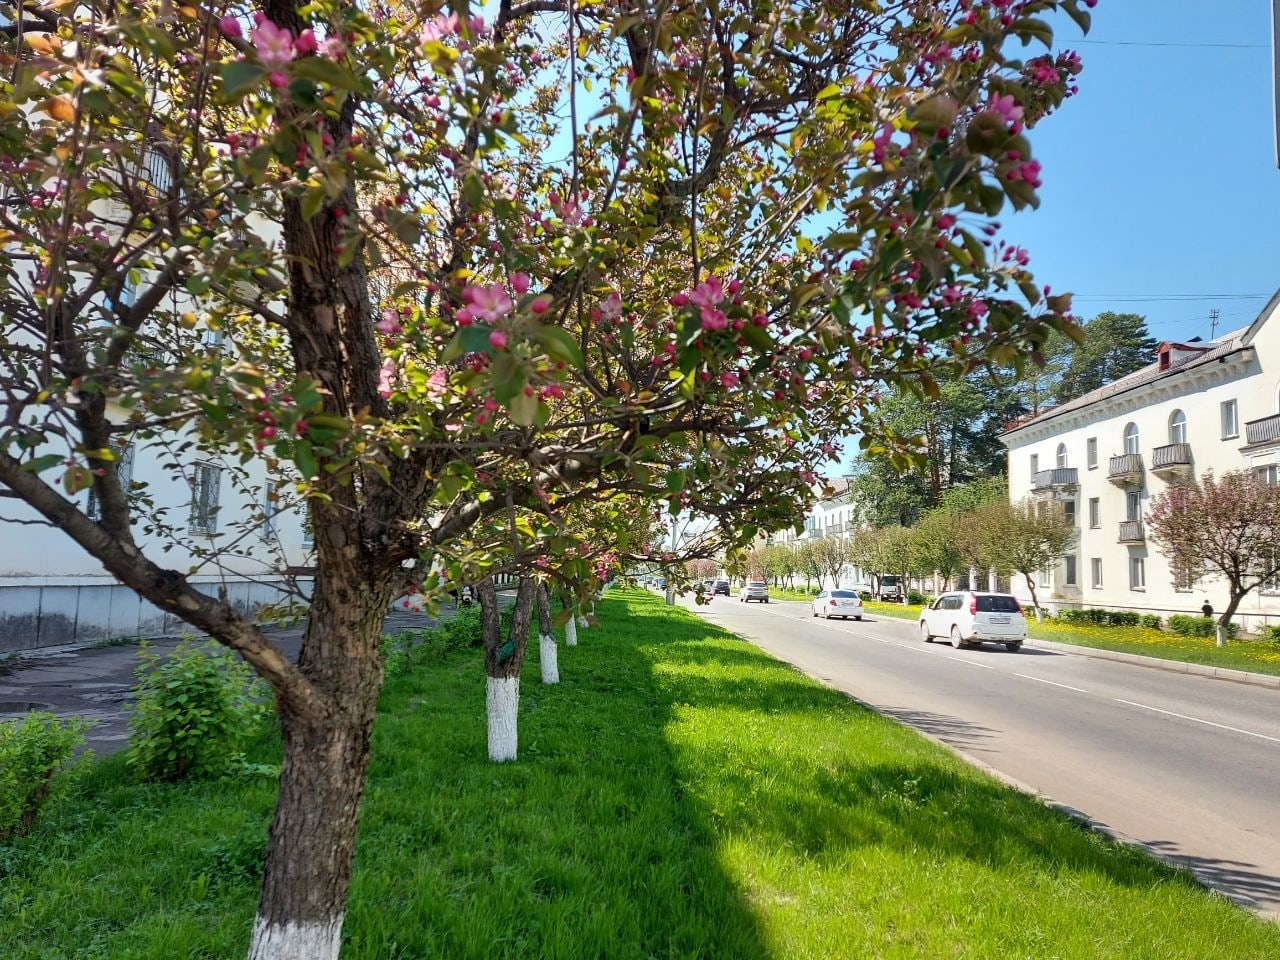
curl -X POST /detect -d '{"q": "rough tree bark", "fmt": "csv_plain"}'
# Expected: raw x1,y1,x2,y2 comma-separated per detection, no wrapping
536,583,559,685
479,576,536,762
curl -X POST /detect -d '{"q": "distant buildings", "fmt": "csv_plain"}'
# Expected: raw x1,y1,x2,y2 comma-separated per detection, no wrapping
1001,292,1280,633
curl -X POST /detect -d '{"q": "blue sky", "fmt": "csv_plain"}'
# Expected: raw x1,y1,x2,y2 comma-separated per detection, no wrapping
1010,0,1280,345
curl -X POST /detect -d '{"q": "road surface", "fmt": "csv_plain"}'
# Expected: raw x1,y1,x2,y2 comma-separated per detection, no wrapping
689,596,1280,917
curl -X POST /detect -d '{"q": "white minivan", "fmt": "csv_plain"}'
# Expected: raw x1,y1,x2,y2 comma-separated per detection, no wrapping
919,592,1026,652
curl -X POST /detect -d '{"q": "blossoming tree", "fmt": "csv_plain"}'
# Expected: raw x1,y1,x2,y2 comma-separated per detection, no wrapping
0,0,1092,956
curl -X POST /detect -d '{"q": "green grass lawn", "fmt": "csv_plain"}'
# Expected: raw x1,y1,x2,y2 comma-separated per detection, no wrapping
3,589,1278,958
855,599,1280,677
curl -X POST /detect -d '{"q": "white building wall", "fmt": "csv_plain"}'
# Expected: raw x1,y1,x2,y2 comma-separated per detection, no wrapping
1003,301,1280,634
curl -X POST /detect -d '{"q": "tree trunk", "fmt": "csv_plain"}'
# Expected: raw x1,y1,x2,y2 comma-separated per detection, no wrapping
248,570,389,960
1023,572,1043,622
479,576,536,762
536,583,558,685
1217,590,1245,649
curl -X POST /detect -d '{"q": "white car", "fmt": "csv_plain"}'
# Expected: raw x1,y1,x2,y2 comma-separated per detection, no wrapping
919,591,1026,652
811,589,863,620
740,580,770,602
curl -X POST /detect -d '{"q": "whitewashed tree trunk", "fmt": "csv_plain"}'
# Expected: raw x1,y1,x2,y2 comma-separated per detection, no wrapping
577,613,589,628
486,676,520,762
565,616,578,647
539,634,559,684
248,916,344,960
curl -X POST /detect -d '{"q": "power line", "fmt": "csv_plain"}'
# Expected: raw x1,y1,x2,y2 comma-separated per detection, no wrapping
1075,39,1265,49
1068,293,1270,302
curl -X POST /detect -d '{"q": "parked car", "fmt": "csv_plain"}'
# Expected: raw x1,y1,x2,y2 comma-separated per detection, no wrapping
811,589,863,620
739,580,769,603
876,575,904,602
919,591,1026,652
713,580,730,596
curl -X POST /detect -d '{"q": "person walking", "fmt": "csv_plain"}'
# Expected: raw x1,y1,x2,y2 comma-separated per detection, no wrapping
1201,599,1214,619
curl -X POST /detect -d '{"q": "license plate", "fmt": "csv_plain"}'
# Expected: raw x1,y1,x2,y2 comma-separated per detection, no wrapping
989,615,1010,624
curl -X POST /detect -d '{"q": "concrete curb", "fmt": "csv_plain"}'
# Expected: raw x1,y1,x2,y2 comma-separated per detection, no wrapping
1024,636,1280,689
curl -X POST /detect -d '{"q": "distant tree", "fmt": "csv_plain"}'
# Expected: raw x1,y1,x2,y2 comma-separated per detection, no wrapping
1146,472,1280,646
1055,312,1157,404
812,535,853,589
976,498,1075,619
796,540,825,592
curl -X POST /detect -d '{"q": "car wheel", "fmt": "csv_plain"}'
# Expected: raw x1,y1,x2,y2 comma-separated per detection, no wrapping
950,626,965,649
855,616,863,621
1005,642,1022,653
920,621,931,643
812,608,817,617
765,599,770,604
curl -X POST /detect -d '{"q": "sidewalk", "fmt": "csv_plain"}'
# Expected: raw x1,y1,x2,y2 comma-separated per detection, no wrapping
0,607,457,756
1024,635,1280,689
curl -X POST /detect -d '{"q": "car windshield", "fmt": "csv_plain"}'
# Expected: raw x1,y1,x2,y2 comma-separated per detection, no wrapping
976,595,1020,613
831,590,857,598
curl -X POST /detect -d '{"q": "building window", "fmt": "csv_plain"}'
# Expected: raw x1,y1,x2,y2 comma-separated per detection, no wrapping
1261,547,1280,595
1122,422,1139,455
1221,399,1239,439
1088,497,1100,529
1064,554,1077,586
1169,409,1187,445
1062,498,1076,526
1030,453,1039,476
1091,558,1103,589
1086,437,1098,470
1173,561,1195,593
189,462,221,535
1126,490,1141,522
85,443,135,521
1056,443,1068,468
1256,464,1279,487
1129,556,1146,590
261,484,281,541
1038,568,1050,588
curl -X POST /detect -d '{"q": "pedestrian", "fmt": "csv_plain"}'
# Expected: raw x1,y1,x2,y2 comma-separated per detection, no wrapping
1201,599,1213,619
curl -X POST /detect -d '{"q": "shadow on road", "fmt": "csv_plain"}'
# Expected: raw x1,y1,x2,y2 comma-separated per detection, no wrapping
1141,839,1280,913
877,706,996,749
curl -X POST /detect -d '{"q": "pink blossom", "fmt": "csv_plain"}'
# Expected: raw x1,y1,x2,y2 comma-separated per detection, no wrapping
511,272,531,295
987,93,1024,131
463,283,514,323
719,371,739,388
376,308,402,334
967,299,989,319
294,29,318,56
1019,159,1043,188
488,330,509,350
455,306,474,326
268,71,288,88
377,358,396,398
219,16,242,39
320,36,346,59
689,276,724,309
251,18,295,71
420,12,459,45
699,307,728,331
871,122,894,163
424,368,448,400
530,296,551,315
669,292,690,308
468,15,490,36
599,291,622,322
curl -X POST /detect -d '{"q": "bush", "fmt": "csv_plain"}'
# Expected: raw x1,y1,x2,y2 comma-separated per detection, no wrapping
1058,607,1142,628
1167,614,1239,640
906,590,928,606
127,640,269,783
1263,625,1280,643
1139,614,1163,630
381,607,483,678
0,712,87,842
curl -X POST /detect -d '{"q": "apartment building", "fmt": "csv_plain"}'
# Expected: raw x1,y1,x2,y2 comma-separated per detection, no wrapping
1001,292,1280,633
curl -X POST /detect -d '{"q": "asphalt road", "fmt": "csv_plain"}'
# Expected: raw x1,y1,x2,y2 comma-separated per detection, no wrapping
688,596,1280,918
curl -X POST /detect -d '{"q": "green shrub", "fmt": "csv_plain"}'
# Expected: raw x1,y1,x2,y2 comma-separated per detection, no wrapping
1167,614,1239,640
127,640,268,783
1058,608,1142,628
1139,614,1163,630
906,590,928,606
0,712,88,842
381,608,483,678
1263,625,1280,643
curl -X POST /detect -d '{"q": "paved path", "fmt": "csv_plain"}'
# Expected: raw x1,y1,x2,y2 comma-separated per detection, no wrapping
0,608,454,756
689,596,1280,918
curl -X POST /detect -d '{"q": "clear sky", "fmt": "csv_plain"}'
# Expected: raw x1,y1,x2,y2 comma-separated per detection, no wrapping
1010,0,1280,345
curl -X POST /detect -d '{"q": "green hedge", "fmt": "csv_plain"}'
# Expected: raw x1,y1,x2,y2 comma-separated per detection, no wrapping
1167,614,1239,640
1057,607,1143,628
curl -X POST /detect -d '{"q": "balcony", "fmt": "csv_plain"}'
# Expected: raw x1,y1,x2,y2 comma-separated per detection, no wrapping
1118,520,1144,543
1150,442,1193,479
1245,412,1280,446
1031,467,1078,494
1107,453,1144,487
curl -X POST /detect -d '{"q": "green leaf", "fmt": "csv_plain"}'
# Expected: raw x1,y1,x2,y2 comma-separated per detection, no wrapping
21,453,64,474
509,389,540,426
294,441,318,480
219,61,266,101
534,325,583,367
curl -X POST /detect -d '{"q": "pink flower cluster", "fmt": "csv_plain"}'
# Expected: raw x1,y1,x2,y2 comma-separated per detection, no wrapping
670,275,744,332
223,12,345,86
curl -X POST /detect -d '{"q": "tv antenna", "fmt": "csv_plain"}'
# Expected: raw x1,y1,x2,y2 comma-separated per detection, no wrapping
1209,308,1220,340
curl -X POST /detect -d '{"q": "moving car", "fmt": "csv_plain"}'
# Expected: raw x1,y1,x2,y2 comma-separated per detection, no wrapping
713,580,731,596
739,580,769,603
812,589,863,620
919,591,1026,652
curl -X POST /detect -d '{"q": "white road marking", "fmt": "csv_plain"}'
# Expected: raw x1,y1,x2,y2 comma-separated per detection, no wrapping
947,655,995,670
1015,673,1088,694
1114,699,1280,745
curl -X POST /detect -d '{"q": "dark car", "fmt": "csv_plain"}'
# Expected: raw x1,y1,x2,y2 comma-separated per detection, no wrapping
713,580,730,596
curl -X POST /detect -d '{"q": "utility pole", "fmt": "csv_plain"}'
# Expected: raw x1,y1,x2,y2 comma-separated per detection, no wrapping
665,515,678,605
1209,308,1220,340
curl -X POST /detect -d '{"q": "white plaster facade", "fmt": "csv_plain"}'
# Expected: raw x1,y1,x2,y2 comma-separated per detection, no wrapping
1001,293,1280,634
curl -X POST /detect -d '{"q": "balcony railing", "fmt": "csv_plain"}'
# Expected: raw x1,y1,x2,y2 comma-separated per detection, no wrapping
1151,442,1193,477
1107,453,1144,487
1118,520,1144,543
1245,412,1280,446
1031,467,1079,493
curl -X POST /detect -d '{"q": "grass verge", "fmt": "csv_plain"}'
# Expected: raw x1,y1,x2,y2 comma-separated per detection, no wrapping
2,589,1278,958
855,599,1280,677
